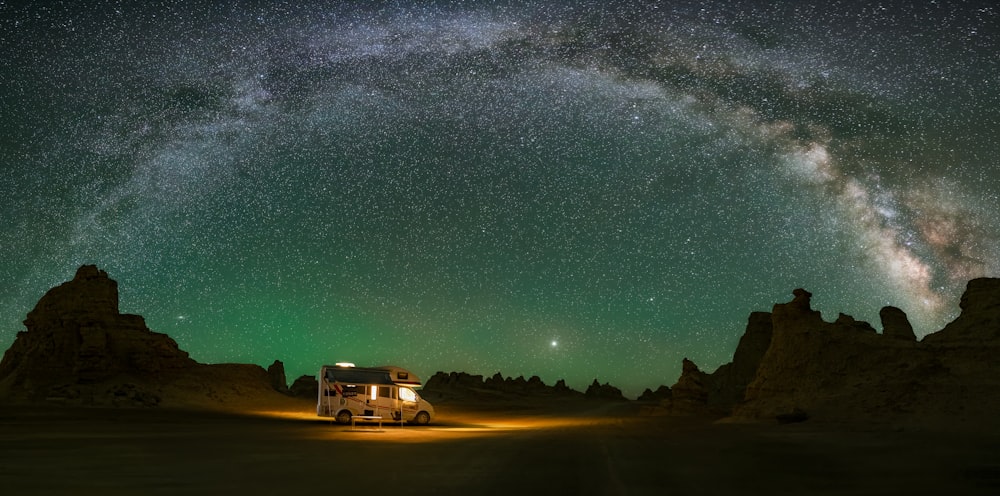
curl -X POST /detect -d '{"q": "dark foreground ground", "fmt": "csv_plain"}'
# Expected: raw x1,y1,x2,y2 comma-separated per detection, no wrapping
2,401,999,495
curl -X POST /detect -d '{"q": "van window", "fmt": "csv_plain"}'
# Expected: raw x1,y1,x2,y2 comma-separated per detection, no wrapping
378,386,394,399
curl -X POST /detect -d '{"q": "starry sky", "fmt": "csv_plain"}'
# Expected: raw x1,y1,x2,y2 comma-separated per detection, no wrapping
2,1,998,397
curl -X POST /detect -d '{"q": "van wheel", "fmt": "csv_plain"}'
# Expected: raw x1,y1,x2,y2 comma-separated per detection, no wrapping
413,411,430,425
336,410,352,425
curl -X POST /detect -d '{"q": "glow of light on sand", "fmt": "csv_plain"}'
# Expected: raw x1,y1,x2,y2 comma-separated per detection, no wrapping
250,409,608,443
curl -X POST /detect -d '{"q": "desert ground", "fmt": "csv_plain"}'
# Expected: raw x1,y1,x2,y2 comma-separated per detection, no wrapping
2,399,999,495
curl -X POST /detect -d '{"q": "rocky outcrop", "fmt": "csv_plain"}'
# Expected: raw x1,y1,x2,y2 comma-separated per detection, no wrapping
422,371,584,402
923,278,1000,345
706,311,773,408
552,379,573,394
649,311,773,416
267,360,289,393
733,288,921,421
0,266,195,401
584,379,626,401
484,372,580,396
915,278,1000,421
426,371,485,390
667,359,710,413
834,313,878,334
651,281,1000,424
728,282,1000,423
483,372,508,390
0,266,300,409
637,385,671,402
289,374,318,399
880,306,916,341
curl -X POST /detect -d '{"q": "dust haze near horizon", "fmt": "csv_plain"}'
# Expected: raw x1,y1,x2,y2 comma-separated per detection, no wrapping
2,1,998,397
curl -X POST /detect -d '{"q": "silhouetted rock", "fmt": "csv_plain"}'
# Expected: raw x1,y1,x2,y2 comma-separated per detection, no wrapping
915,278,1000,422
526,375,546,392
649,282,1000,423
585,379,626,401
730,284,996,423
637,385,671,402
669,359,710,413
834,313,878,334
653,311,773,416
880,306,916,341
423,371,583,402
923,278,1000,345
482,372,508,390
706,311,773,409
484,373,542,394
509,375,528,391
0,266,302,410
0,265,195,401
267,360,289,393
289,375,318,398
426,371,486,391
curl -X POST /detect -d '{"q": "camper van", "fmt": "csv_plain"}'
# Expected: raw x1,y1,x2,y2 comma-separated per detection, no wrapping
317,363,435,425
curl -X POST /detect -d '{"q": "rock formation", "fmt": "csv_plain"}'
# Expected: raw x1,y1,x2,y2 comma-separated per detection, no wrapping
647,279,1000,424
267,360,289,393
880,306,916,341
584,379,626,401
289,374,319,398
729,280,1000,423
429,371,486,390
422,371,584,402
666,359,710,413
915,278,1000,422
731,288,931,421
552,379,573,394
647,311,773,416
636,385,671,402
704,311,773,409
0,266,301,409
922,278,1000,345
0,266,195,402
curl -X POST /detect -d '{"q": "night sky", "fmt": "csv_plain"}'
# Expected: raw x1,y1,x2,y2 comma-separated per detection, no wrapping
2,1,998,397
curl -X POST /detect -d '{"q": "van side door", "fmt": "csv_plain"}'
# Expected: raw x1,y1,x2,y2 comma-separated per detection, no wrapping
373,385,399,420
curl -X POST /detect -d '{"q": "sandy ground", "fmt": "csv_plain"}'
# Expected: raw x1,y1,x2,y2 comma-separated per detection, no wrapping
1,400,999,495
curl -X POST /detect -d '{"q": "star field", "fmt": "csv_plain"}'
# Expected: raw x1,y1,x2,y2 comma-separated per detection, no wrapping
2,1,998,397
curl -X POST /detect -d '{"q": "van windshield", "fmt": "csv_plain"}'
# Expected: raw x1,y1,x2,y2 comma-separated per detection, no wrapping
400,387,417,402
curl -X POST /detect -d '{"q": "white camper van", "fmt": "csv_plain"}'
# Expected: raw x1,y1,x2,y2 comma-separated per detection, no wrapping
317,363,435,425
